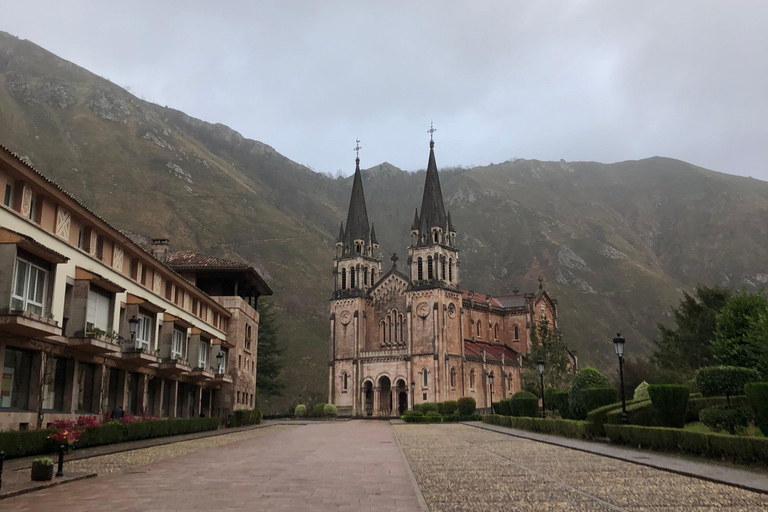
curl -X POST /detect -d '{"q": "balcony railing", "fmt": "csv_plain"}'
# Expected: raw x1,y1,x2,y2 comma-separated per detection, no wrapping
360,347,408,358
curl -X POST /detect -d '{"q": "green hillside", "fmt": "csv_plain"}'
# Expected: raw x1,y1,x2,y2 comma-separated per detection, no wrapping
3,31,768,411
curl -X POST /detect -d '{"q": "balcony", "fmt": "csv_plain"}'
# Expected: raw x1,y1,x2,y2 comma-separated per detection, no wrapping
69,331,121,355
360,347,408,358
211,372,233,385
121,348,161,367
189,367,215,381
158,358,192,375
0,310,63,339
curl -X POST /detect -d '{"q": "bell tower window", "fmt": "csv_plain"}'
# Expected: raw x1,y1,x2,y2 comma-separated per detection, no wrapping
441,258,446,280
427,256,433,280
341,268,346,289
449,259,453,282
350,268,356,288
417,257,423,281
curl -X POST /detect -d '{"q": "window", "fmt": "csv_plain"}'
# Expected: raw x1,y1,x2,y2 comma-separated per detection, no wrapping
476,321,481,338
86,286,112,332
387,314,392,344
172,328,185,359
450,367,456,388
341,268,346,289
245,324,252,350
469,370,475,390
494,324,499,339
422,368,428,388
514,325,519,340
28,192,36,221
1,347,33,409
508,373,513,392
371,268,376,284
77,227,85,249
199,340,208,368
3,178,14,207
427,256,433,279
441,258,446,280
399,314,404,344
449,259,453,282
75,362,96,413
239,355,242,369
350,267,356,288
364,267,368,286
434,231,439,243
43,357,67,411
12,258,47,315
237,391,240,404
417,258,423,280
136,313,153,350
343,372,348,391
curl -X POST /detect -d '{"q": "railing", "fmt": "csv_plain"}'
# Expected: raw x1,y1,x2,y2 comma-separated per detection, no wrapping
360,347,408,358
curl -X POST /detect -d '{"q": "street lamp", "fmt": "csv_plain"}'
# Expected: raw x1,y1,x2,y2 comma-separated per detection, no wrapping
128,315,139,346
537,358,546,418
488,372,494,413
613,333,628,424
216,351,224,374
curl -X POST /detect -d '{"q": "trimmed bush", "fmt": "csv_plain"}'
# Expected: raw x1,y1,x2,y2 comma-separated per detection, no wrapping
700,406,751,435
511,399,539,418
457,397,476,417
569,367,610,420
648,384,689,428
606,399,659,426
323,404,338,418
403,410,443,423
0,428,56,458
582,387,619,413
696,366,761,405
482,414,596,439
416,402,439,414
438,400,458,416
228,409,263,427
604,423,768,463
498,398,513,416
313,403,327,418
745,382,768,435
634,381,650,402
443,413,461,422
491,402,500,414
294,404,307,417
587,398,648,436
686,395,748,423
544,386,559,412
553,392,571,419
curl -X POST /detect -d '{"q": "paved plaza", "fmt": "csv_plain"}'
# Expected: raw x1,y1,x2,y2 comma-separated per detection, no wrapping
2,421,767,511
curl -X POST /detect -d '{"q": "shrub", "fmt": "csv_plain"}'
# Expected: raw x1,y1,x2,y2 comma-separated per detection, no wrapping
569,367,610,420
482,414,596,439
648,384,689,428
457,397,476,417
544,386,559,412
634,381,650,402
323,404,338,418
438,400,458,415
605,399,659,426
443,414,461,422
700,405,751,435
510,391,539,417
553,392,571,419
228,409,263,427
313,403,327,418
604,424,768,463
686,395,748,423
417,402,439,414
582,387,619,413
294,404,307,417
498,398,513,416
403,410,443,423
587,398,648,436
695,366,761,405
491,402,500,414
745,382,768,435
32,457,54,465
0,429,56,458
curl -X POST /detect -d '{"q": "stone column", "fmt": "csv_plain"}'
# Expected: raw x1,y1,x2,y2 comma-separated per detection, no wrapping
154,378,165,417
138,374,149,415
195,386,203,417
117,370,128,409
63,358,78,414
168,380,179,418
373,386,380,417
96,364,108,414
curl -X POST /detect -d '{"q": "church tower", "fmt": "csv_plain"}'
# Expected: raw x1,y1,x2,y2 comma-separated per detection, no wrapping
406,126,462,404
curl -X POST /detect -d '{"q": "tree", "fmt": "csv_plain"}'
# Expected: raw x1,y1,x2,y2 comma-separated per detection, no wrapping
652,285,732,374
712,289,768,377
525,316,573,391
256,300,285,399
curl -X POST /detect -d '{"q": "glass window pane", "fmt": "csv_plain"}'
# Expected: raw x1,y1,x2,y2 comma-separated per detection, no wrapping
14,260,28,300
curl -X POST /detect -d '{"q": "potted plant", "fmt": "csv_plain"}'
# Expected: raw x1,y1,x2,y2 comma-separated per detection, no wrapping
31,457,55,481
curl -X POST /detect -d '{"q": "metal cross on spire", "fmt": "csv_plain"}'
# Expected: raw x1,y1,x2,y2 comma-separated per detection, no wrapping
354,138,362,163
428,121,436,147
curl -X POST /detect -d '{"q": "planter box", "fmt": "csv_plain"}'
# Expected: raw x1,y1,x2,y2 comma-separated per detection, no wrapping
31,461,54,481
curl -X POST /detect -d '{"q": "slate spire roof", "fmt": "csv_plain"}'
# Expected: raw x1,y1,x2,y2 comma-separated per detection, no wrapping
343,156,371,248
370,223,378,244
418,139,450,237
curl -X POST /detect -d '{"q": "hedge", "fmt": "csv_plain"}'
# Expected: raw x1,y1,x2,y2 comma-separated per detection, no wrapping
414,402,439,414
512,397,539,418
228,408,263,427
482,414,597,440
582,387,619,413
745,382,768,434
323,404,338,418
604,423,768,463
696,366,761,404
438,400,458,415
687,395,748,423
498,398,513,416
605,399,659,426
569,367,610,420
553,392,571,419
0,417,220,459
587,398,649,436
457,397,476,416
403,410,442,423
648,385,689,428
312,403,327,417
699,406,751,435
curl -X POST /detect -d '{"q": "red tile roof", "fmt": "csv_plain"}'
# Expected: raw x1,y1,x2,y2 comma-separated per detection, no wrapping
167,251,251,270
464,339,519,361
462,291,526,309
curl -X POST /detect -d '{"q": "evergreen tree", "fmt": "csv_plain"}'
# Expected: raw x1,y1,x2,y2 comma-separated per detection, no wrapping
652,285,731,373
256,300,285,398
525,316,573,391
712,288,768,377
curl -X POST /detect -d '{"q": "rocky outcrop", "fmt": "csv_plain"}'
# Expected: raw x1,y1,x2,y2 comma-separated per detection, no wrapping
86,87,130,123
36,79,77,109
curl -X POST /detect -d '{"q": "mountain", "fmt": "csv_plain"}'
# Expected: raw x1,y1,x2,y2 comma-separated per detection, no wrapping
3,31,768,411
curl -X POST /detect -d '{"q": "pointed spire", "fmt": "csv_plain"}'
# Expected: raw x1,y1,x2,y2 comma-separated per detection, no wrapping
370,223,378,244
343,144,371,249
337,222,345,242
411,208,420,231
447,211,454,232
418,132,447,236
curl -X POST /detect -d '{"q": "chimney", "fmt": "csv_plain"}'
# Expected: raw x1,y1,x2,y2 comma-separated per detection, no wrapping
150,238,169,263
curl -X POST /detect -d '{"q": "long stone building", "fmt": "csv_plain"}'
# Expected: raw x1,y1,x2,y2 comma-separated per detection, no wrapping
328,138,564,417
0,145,271,430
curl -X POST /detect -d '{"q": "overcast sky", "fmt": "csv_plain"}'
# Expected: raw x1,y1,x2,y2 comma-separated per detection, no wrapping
2,1,767,178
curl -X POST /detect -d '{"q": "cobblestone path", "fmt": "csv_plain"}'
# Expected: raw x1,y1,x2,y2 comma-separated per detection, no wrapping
395,423,768,512
3,421,423,512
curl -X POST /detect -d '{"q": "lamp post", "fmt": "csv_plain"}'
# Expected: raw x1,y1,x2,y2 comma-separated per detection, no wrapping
216,351,224,374
128,315,139,347
488,372,494,413
613,333,628,424
537,358,546,418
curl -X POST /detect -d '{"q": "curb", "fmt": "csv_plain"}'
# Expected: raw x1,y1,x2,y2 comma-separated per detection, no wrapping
466,421,768,496
0,473,97,501
392,427,430,511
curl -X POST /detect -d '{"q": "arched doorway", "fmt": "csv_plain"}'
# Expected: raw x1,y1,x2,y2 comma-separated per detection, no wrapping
364,381,373,416
396,379,408,416
379,376,392,416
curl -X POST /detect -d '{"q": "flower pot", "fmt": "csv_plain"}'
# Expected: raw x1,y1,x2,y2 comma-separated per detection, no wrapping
31,461,54,481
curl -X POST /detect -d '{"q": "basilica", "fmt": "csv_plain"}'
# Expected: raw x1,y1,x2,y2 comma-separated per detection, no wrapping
328,137,560,417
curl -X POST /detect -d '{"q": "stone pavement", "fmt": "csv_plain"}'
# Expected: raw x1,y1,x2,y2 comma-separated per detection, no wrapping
2,420,424,512
395,423,768,512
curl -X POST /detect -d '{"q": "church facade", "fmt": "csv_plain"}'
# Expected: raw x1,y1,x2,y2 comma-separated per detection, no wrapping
328,139,559,417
